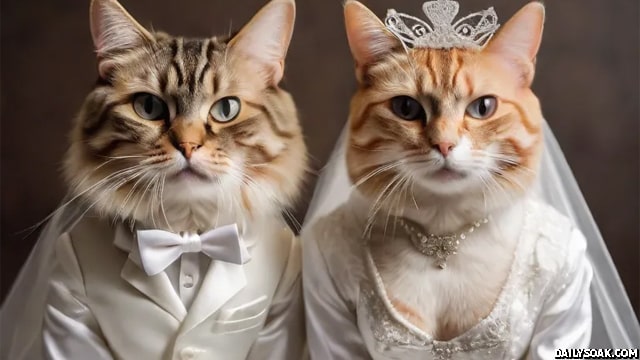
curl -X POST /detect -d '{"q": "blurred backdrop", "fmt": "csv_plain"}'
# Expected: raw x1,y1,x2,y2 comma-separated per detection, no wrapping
1,0,638,316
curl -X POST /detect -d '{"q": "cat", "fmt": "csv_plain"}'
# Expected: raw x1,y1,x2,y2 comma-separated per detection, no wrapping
341,0,554,341
65,0,307,233
6,0,309,358
303,1,590,357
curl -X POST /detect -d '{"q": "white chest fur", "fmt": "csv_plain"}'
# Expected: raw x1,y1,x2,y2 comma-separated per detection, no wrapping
368,201,525,340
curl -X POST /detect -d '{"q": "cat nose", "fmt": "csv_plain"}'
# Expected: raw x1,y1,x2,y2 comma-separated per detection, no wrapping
178,142,202,159
434,142,455,157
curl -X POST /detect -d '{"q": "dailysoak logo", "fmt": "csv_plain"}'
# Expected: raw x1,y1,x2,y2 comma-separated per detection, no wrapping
555,348,639,359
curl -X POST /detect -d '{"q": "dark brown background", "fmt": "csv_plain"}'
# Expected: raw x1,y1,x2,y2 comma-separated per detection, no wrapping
1,0,638,317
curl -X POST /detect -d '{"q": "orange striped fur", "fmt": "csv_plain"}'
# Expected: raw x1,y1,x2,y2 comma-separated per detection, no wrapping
344,1,546,340
347,46,543,207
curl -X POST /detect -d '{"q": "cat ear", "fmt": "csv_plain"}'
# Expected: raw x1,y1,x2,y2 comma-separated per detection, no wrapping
90,0,153,78
228,0,295,86
344,1,401,71
484,2,545,84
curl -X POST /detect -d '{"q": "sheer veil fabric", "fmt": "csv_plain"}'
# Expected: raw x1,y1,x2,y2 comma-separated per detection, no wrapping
1,200,86,359
302,120,640,349
536,122,640,347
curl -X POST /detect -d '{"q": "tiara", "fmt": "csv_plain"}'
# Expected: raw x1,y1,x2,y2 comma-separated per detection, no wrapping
384,0,500,49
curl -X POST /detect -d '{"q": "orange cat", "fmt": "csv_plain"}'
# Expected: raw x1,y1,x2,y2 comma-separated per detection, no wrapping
344,1,544,339
303,1,592,358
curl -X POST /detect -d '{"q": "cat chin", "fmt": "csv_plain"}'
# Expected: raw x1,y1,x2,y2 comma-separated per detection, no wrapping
169,168,210,182
151,180,283,232
123,195,246,233
413,171,479,195
80,170,284,232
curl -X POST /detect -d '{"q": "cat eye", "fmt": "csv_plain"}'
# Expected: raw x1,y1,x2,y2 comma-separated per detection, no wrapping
132,93,168,121
210,97,241,123
390,96,426,121
466,96,497,120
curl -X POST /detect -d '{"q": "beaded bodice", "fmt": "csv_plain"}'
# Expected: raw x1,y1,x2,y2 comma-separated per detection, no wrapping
324,200,580,359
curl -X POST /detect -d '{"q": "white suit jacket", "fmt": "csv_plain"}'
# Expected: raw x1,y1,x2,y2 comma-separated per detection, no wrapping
41,215,304,360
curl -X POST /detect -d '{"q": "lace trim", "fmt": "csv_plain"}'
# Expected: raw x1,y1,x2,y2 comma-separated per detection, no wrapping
361,285,428,347
358,201,548,359
360,284,511,359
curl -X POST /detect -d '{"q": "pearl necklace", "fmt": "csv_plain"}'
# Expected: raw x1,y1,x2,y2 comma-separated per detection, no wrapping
397,217,490,269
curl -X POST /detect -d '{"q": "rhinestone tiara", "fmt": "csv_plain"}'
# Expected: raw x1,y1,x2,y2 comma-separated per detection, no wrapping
384,0,500,49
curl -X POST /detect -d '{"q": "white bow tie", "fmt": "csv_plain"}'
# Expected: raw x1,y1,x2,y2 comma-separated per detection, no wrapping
136,224,251,276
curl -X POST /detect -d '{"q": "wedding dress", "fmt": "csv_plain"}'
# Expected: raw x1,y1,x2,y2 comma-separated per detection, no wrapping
302,122,640,359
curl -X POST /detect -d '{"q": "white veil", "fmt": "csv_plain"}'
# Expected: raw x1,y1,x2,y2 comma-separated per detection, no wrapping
1,200,88,359
303,120,640,348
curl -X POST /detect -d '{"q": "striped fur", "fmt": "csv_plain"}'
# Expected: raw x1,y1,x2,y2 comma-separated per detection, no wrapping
347,47,543,212
343,1,545,340
65,0,306,232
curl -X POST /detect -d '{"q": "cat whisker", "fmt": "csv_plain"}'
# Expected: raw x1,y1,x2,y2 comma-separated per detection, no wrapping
409,177,420,211
226,165,280,219
350,144,398,153
101,170,149,226
305,167,320,177
397,152,439,166
54,164,148,213
371,174,404,239
97,154,148,160
24,169,112,234
394,174,414,236
472,151,535,174
159,174,172,232
353,161,404,188
233,165,278,199
484,173,520,207
251,166,302,228
117,171,150,221
214,177,223,229
149,173,165,229
387,175,411,236
383,174,410,240
68,157,135,192
131,173,160,227
476,173,493,212
282,208,302,233
494,171,528,192
25,165,147,237
363,172,403,240
146,174,158,228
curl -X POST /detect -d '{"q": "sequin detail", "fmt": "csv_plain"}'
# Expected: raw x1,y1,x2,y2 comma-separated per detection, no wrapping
357,202,561,359
360,284,511,359
361,285,427,347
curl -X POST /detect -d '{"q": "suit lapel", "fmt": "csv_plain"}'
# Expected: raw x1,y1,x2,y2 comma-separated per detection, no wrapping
120,260,187,321
115,225,187,321
179,260,247,334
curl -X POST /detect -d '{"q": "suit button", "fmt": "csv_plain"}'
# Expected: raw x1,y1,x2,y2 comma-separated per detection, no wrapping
183,274,194,288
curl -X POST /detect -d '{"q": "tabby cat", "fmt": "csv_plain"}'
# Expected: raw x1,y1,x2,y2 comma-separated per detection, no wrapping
66,0,306,232
10,0,308,358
